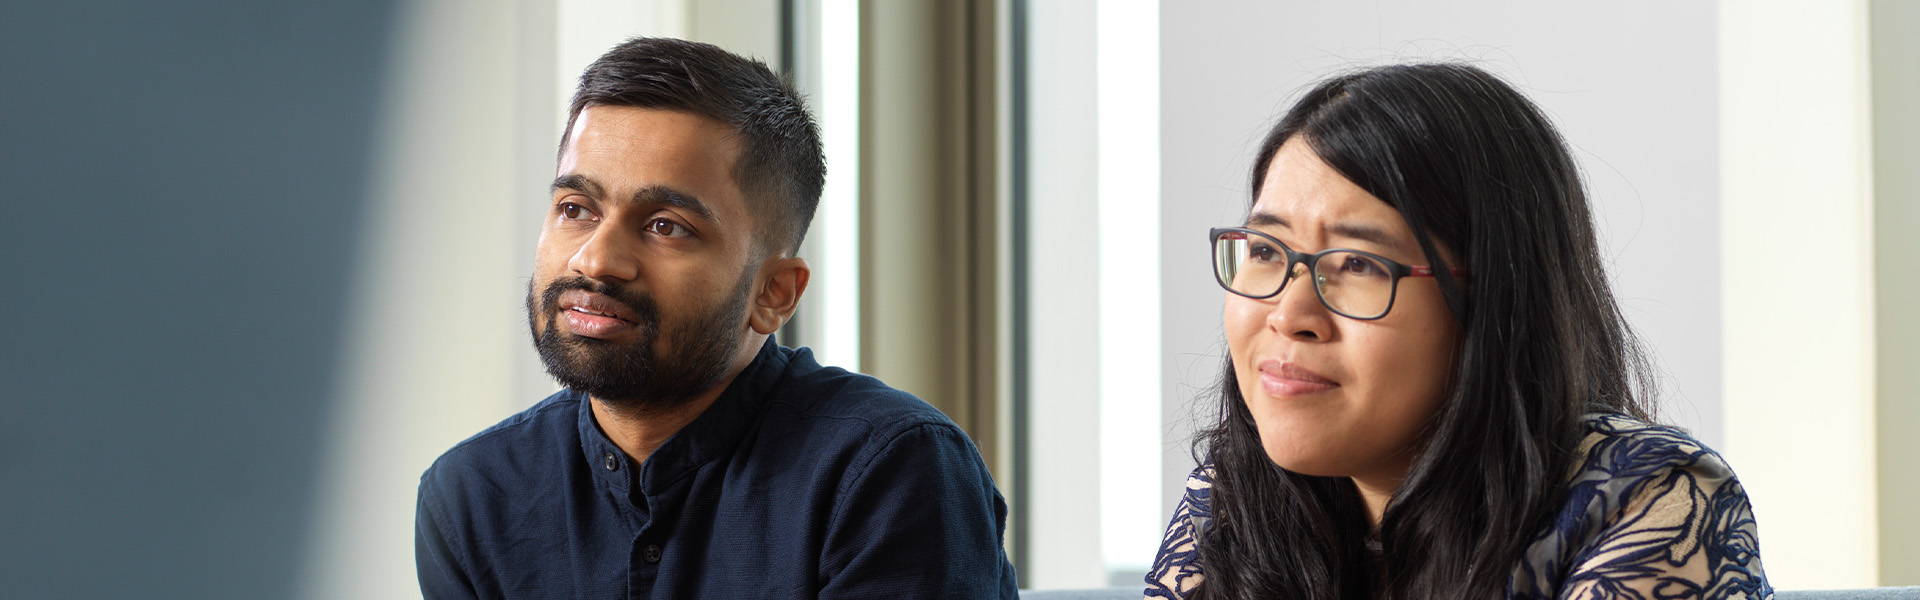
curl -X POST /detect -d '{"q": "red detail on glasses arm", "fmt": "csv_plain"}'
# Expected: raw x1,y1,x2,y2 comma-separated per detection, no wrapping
1408,266,1470,277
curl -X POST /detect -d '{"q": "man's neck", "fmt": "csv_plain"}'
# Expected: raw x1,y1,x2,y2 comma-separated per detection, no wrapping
588,391,724,466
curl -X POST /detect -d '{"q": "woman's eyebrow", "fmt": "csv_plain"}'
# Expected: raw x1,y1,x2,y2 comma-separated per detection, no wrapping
1326,223,1409,255
1245,212,1285,227
1245,211,1411,255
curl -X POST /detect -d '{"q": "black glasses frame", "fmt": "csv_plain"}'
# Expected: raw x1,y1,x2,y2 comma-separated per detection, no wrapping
1209,227,1465,321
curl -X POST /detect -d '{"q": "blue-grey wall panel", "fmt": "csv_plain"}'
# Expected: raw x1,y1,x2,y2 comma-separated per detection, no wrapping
0,1,398,597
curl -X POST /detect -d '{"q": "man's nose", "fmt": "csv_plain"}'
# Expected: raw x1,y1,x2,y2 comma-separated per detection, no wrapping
568,228,641,283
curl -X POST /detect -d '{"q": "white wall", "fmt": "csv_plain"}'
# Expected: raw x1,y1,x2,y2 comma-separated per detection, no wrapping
1095,0,1165,581
1721,0,1880,588
1157,0,1722,578
1023,0,1173,587
301,2,541,598
1023,1,1107,588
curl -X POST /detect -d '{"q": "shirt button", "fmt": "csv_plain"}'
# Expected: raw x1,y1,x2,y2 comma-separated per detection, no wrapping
603,452,618,472
643,544,662,563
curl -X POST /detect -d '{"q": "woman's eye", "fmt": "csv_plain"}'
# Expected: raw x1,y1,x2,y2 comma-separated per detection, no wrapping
1340,255,1385,277
559,203,593,221
1249,243,1283,263
647,218,691,238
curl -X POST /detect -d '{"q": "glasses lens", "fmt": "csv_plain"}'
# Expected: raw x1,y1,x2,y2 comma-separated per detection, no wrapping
1214,230,1291,297
1313,251,1394,318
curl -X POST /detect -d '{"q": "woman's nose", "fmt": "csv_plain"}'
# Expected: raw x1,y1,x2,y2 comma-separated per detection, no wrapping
1268,262,1334,341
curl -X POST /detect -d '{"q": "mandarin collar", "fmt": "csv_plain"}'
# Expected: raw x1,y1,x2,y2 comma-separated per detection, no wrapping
577,337,790,499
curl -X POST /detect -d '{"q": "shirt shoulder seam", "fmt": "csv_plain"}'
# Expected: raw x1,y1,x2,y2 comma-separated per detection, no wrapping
439,393,580,458
825,420,971,529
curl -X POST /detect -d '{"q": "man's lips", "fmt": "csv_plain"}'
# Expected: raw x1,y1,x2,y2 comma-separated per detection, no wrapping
1257,360,1339,397
556,290,640,338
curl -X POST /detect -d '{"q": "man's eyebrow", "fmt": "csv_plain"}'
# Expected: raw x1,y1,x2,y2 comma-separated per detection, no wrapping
551,173,601,196
1244,211,1410,254
631,185,716,222
549,176,717,223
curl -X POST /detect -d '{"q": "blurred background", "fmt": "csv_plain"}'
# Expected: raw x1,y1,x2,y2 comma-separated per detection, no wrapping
1,0,1914,597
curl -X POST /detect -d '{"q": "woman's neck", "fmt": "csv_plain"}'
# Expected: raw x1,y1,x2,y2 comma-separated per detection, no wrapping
1349,452,1417,528
1353,478,1393,528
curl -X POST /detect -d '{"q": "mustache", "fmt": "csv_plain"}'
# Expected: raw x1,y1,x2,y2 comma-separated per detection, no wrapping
538,276,658,326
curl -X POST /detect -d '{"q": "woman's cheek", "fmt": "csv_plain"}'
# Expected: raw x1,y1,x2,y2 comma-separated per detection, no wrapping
1222,296,1267,347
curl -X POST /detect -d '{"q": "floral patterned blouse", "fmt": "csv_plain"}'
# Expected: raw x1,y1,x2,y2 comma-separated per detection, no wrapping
1145,414,1772,599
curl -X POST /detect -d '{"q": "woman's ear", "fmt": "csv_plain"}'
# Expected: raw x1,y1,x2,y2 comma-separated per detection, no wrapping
748,257,811,335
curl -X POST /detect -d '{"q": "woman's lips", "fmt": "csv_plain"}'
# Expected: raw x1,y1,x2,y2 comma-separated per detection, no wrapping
1258,360,1339,397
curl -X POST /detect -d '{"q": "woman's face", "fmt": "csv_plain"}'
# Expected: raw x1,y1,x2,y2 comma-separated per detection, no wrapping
1226,137,1459,492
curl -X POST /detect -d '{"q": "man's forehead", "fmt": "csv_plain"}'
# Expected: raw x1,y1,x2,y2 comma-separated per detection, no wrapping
560,107,743,196
566,105,739,152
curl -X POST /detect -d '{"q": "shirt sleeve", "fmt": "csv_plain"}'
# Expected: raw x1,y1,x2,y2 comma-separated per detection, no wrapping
416,474,481,600
817,422,1018,600
1144,467,1212,600
1557,454,1771,599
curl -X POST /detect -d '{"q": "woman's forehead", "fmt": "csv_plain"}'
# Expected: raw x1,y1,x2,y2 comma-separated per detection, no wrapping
1252,139,1418,255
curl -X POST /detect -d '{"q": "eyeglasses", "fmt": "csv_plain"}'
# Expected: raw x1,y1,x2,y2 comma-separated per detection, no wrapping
1209,227,1465,320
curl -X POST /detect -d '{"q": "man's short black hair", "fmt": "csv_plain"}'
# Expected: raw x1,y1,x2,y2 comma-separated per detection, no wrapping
563,37,825,255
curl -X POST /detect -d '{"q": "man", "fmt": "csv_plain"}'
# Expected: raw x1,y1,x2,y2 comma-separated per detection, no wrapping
415,38,1017,599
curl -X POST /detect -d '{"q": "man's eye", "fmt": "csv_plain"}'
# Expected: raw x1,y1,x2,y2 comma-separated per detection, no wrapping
647,218,690,238
559,203,593,221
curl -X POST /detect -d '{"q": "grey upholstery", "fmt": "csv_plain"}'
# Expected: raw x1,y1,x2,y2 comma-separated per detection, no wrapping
1779,589,1920,600
1017,586,1920,600
1017,588,1138,600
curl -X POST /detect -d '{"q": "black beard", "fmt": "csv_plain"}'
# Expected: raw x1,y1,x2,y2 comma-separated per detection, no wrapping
527,271,754,415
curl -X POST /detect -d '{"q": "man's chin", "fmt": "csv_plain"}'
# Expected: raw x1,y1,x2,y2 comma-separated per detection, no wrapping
546,364,667,409
539,316,650,352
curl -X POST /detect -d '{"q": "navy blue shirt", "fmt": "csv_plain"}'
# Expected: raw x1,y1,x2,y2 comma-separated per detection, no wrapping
416,339,1017,599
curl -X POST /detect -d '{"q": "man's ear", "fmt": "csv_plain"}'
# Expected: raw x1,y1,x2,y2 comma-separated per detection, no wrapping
748,256,810,335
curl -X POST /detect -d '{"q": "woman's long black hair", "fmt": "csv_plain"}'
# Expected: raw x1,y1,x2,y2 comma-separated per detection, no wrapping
1188,63,1656,599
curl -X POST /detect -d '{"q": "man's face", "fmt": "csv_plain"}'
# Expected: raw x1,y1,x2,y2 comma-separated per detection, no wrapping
528,105,761,412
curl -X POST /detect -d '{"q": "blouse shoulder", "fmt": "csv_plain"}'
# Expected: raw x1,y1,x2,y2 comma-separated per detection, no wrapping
1511,414,1773,599
1144,466,1214,599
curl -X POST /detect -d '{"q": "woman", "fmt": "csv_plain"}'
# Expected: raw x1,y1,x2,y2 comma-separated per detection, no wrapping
1146,64,1770,599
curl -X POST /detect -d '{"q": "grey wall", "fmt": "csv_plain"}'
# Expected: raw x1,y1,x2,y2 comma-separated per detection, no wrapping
1157,2,1722,516
0,2,396,597
1873,0,1920,584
